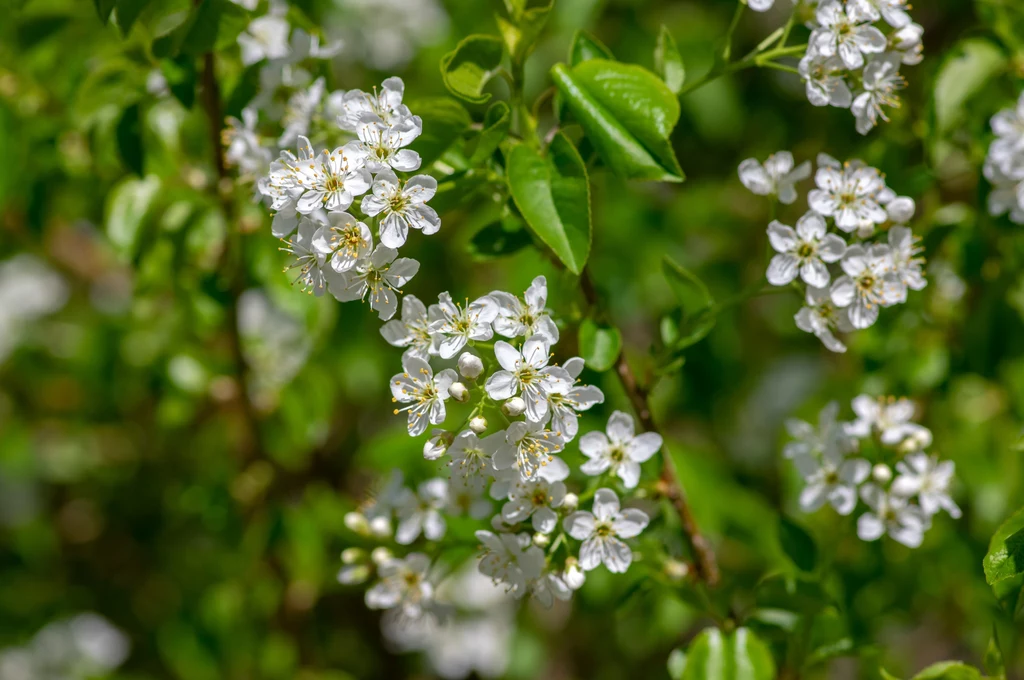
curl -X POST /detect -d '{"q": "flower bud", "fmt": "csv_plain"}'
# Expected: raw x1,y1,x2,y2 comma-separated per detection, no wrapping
562,492,579,512
886,196,916,223
457,352,484,380
337,564,370,585
423,429,453,460
344,511,369,535
502,397,526,417
872,463,893,484
663,558,690,582
564,557,586,590
371,547,393,566
450,382,469,403
368,515,392,538
469,415,488,434
341,547,365,564
532,532,550,548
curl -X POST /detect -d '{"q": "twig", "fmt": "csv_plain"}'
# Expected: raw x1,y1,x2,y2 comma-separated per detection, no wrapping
580,269,720,586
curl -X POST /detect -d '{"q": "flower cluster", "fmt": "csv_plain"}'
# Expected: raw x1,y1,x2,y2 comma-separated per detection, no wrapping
342,277,662,624
740,151,927,352
984,90,1024,225
783,395,960,548
797,0,923,134
252,77,440,320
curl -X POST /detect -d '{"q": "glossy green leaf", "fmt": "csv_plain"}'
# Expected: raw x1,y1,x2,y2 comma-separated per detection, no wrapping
932,38,1006,135
496,0,552,64
468,101,510,165
407,97,472,167
116,104,144,176
440,35,504,104
910,661,982,680
550,59,684,182
116,0,153,35
682,627,775,680
655,25,685,94
506,133,591,274
106,175,161,261
579,320,621,372
180,0,250,56
984,506,1024,585
468,217,532,260
983,629,1005,679
94,0,116,23
778,515,817,572
569,29,614,65
161,55,197,109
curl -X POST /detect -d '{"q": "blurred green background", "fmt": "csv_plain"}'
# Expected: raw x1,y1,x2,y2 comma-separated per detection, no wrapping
2,0,1023,678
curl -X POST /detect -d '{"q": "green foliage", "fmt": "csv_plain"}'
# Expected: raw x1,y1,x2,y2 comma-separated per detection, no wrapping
777,515,817,573
655,26,685,95
677,627,775,680
984,507,1024,586
569,29,615,65
440,34,505,104
579,319,622,372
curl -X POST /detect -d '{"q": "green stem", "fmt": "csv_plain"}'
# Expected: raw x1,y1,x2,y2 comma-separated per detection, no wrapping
679,43,807,96
721,1,747,62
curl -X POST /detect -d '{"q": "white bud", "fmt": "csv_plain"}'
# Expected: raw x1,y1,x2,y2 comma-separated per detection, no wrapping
458,352,484,379
469,415,488,434
368,515,392,538
532,532,550,548
423,429,453,460
562,492,579,512
886,196,916,223
344,511,369,535
872,463,893,484
450,382,470,403
341,547,365,564
663,558,690,582
502,397,526,417
564,557,586,590
337,564,370,585
371,547,393,566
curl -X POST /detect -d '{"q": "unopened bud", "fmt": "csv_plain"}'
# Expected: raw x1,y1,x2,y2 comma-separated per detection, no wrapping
562,492,579,512
371,547,393,566
872,463,893,484
886,196,916,223
344,511,369,535
458,352,484,380
337,564,370,585
502,397,526,417
469,415,488,434
341,547,365,564
450,382,469,403
424,429,453,460
564,557,586,590
663,558,690,582
368,515,392,538
532,532,550,548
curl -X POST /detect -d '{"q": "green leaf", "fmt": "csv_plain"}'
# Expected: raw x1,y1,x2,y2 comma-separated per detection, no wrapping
496,1,552,64
932,38,1006,135
440,35,505,104
94,0,116,23
910,661,982,680
106,175,161,261
161,55,197,109
663,256,715,349
778,515,817,573
655,26,685,95
803,638,854,669
550,59,683,182
468,101,510,165
880,669,903,680
983,629,1005,679
984,507,1024,585
116,0,153,35
180,0,250,56
408,97,472,167
579,320,621,372
569,29,614,65
506,133,591,274
116,104,145,176
682,627,775,680
225,62,260,118
468,217,532,260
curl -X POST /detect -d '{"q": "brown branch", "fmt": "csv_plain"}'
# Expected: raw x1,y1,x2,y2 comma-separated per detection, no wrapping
580,269,720,586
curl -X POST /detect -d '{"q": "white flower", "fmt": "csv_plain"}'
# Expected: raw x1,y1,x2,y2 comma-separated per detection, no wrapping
984,160,1024,224
885,195,916,223
988,92,1024,173
380,294,434,360
366,553,434,616
563,557,586,590
238,14,291,66
783,401,857,459
423,429,452,460
395,478,448,544
852,55,905,135
766,213,846,288
887,226,926,297
747,0,775,11
390,354,457,436
493,420,566,482
808,162,888,233
280,77,326,147
737,151,812,204
448,430,510,480
485,335,574,423
294,142,372,214
809,1,887,70
457,352,484,380
499,461,569,534
490,275,560,344
830,245,901,329
578,411,662,489
891,453,961,518
530,571,572,608
795,285,852,353
564,488,649,573
857,483,929,547
263,137,315,237
335,77,414,131
799,54,853,108
446,474,492,520
544,356,605,441
360,169,440,248
475,530,545,598
429,293,498,359
279,217,328,295
847,395,932,448
324,245,419,320
357,114,423,173
891,22,924,65
360,470,407,535
311,210,373,273
224,108,271,177
793,448,870,515
849,0,911,28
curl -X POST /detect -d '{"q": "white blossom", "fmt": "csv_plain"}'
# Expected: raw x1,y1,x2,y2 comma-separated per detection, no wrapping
423,294,496,359
799,54,853,108
324,245,419,320
475,530,545,598
238,14,291,66
361,169,440,248
857,483,929,547
793,448,870,515
490,276,560,344
280,77,326,147
457,352,484,380
808,162,888,233
809,1,888,70
891,453,961,518
830,245,901,329
852,55,905,135
887,226,926,297
794,285,852,353
366,552,434,616
448,430,510,481
279,216,328,295
390,354,457,436
493,420,566,482
395,478,449,544
766,212,846,288
564,488,649,573
783,401,857,460
847,395,932,448
357,114,422,173
312,210,373,273
850,0,911,28
224,108,271,177
737,151,812,204
544,356,604,441
263,137,314,237
380,294,434,360
295,142,372,214
485,335,573,423
335,77,414,131
446,474,492,520
498,461,569,534
578,411,662,489
530,571,572,608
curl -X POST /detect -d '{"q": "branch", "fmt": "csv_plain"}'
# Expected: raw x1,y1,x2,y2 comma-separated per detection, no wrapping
580,269,720,586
